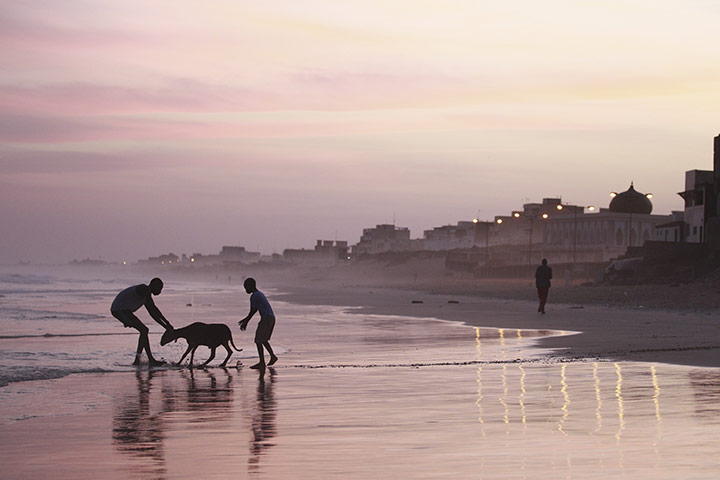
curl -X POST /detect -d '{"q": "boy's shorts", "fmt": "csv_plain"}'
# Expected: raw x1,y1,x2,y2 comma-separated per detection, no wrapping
255,316,275,343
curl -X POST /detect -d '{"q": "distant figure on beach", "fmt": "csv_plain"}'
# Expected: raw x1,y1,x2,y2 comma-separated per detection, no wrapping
239,278,278,370
535,259,553,314
111,278,173,366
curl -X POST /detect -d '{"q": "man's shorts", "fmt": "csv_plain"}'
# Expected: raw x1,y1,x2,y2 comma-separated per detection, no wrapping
112,310,141,329
255,316,275,343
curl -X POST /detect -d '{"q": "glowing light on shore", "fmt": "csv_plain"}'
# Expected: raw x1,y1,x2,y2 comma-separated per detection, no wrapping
615,362,625,443
593,362,603,433
558,364,570,435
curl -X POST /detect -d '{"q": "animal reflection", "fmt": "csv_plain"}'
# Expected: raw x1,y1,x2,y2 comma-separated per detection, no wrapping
183,368,235,422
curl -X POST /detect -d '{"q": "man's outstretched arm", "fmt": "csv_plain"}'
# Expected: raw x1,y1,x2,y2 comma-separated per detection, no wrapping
145,296,172,329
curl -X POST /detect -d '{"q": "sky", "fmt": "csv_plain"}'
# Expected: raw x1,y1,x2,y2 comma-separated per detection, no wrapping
1,0,720,264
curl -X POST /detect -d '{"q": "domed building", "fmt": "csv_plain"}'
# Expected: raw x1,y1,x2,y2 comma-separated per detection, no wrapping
609,183,653,215
540,183,675,264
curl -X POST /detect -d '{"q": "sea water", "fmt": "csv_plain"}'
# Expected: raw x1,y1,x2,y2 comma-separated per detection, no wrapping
1,265,719,479
0,266,266,388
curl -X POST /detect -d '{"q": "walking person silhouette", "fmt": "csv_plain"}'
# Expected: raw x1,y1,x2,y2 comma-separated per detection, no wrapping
535,259,553,314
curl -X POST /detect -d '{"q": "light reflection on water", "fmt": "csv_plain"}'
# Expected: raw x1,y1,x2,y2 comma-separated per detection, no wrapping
103,325,720,480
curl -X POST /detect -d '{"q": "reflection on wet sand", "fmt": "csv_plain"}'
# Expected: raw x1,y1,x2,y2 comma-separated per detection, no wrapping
689,369,720,423
112,368,236,477
102,325,720,479
474,328,485,434
248,368,277,475
112,370,167,479
468,327,692,477
183,368,234,422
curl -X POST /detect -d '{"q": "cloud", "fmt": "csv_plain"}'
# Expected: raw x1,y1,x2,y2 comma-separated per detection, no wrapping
0,82,271,116
0,149,129,174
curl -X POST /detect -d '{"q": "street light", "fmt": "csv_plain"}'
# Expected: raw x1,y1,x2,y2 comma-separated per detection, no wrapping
511,210,549,274
474,218,491,273
555,202,595,265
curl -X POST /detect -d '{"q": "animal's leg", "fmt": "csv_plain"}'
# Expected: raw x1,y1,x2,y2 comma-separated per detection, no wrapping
219,343,233,367
189,346,198,369
201,347,216,367
177,344,193,365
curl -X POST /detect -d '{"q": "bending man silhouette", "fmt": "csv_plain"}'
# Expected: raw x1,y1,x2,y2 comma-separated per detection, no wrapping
111,278,172,366
239,278,278,370
535,259,552,314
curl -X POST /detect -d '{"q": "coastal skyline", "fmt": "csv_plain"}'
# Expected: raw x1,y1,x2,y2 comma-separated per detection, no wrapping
2,1,720,263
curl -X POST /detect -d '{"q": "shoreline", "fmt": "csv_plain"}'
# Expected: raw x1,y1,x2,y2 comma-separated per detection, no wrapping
270,279,720,369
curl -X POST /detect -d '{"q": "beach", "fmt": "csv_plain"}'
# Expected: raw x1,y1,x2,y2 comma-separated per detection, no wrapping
1,265,720,478
274,282,720,368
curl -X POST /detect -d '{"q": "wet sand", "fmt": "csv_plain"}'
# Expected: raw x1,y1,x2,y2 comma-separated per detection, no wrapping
271,280,720,368
2,276,720,478
2,335,720,479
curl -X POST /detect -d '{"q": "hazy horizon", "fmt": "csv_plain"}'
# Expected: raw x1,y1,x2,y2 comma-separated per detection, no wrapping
2,1,720,263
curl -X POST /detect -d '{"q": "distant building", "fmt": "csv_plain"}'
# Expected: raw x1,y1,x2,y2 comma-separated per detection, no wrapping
68,258,108,266
678,169,714,243
654,211,685,243
542,185,673,264
493,198,562,253
486,190,673,267
423,221,491,251
284,240,349,265
706,134,720,249
139,253,180,265
666,133,720,249
155,246,260,266
352,224,420,255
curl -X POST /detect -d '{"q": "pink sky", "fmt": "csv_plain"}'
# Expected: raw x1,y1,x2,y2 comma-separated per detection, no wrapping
2,1,720,263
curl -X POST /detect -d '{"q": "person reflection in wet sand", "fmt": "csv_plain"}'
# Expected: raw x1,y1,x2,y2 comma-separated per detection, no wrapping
248,368,277,473
239,278,278,370
112,369,167,478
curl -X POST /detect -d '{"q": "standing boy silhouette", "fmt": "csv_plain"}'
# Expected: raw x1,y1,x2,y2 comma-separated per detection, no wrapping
239,278,278,370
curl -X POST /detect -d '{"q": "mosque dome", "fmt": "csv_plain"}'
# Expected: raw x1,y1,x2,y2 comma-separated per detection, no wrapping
609,183,653,214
